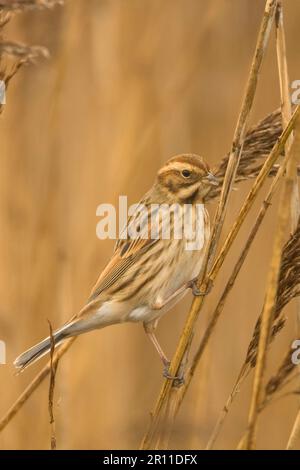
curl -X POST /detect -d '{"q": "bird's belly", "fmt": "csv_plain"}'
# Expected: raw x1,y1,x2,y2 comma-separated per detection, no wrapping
127,244,206,324
158,241,205,299
126,251,192,324
127,304,154,323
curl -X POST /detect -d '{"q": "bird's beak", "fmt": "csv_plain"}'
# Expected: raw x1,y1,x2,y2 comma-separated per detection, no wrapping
203,172,219,186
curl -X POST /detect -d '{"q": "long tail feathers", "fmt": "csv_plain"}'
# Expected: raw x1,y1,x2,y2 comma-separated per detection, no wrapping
14,324,71,371
14,304,111,371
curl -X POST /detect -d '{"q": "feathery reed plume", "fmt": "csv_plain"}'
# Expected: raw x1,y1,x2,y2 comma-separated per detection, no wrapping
207,4,300,447
207,215,300,449
261,345,298,409
246,218,300,370
243,111,299,448
237,344,299,449
208,109,300,203
0,0,65,437
0,41,48,61
0,0,59,115
0,0,63,11
211,110,282,193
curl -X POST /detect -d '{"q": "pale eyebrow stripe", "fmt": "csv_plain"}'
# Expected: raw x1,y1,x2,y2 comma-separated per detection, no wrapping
158,162,195,174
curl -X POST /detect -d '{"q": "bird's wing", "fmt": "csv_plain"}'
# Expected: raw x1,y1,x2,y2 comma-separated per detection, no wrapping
88,201,160,302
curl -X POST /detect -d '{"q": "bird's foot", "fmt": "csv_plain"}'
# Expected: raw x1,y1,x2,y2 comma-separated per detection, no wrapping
188,278,213,297
163,361,185,386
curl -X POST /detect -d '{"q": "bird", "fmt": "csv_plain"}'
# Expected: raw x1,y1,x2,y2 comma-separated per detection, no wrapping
14,154,218,377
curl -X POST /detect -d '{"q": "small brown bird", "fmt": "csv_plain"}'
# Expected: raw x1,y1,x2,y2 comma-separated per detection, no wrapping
14,154,218,376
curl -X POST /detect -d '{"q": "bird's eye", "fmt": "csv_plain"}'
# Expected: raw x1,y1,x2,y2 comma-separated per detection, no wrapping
181,169,191,178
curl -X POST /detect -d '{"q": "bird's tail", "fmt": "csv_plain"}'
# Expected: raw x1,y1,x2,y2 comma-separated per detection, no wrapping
14,323,73,371
14,303,118,371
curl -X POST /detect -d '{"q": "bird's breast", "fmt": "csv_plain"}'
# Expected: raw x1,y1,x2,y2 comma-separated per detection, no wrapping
152,204,210,299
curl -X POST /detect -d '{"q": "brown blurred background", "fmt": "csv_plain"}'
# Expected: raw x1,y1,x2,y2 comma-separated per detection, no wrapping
0,0,299,450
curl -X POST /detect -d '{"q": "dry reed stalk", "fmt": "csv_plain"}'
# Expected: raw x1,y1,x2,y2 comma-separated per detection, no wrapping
285,92,300,452
275,0,300,340
243,112,299,450
276,8,300,450
153,388,180,451
276,3,300,450
207,3,300,449
48,320,57,450
152,333,193,450
238,345,299,448
0,0,65,434
275,0,300,287
275,2,292,150
242,95,300,383
141,0,278,449
287,410,300,449
206,212,300,448
0,338,75,432
237,344,299,448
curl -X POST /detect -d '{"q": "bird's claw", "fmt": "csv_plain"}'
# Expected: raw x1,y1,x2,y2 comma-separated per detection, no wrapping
188,278,212,297
163,361,185,386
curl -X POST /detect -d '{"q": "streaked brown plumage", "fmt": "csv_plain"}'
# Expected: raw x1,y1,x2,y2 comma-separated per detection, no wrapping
14,154,218,376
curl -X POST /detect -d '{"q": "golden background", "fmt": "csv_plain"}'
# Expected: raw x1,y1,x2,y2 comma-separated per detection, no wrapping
0,0,299,449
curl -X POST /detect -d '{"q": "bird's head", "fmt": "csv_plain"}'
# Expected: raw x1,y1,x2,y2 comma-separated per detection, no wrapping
157,154,218,203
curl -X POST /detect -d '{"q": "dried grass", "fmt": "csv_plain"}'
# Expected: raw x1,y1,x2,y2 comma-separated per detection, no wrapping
141,0,280,449
0,0,63,11
207,168,300,450
246,218,300,371
0,0,58,115
0,0,300,451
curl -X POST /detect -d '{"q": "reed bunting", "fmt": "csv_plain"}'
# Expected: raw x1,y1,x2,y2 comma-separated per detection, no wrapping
14,154,218,377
